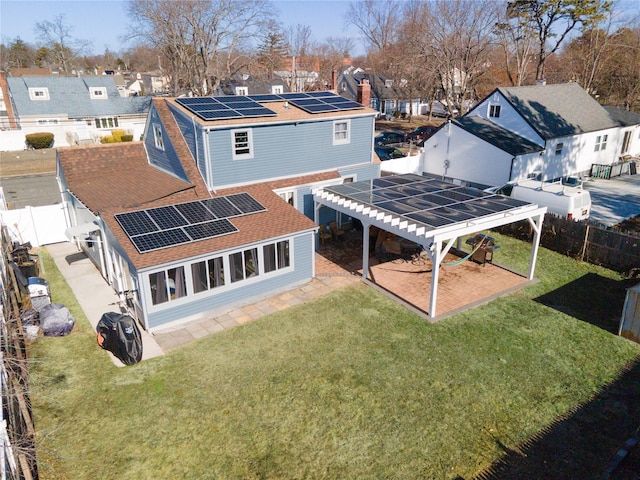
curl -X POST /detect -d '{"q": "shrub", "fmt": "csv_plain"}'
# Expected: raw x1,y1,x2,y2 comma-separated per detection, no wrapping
25,132,54,149
111,129,125,141
121,135,134,142
100,136,116,144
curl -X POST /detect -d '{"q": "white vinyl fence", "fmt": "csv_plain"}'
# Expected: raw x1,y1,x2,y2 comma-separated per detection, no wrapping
0,204,67,247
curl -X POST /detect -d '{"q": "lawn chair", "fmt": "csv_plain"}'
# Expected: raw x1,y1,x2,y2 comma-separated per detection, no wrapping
329,221,345,241
318,224,332,245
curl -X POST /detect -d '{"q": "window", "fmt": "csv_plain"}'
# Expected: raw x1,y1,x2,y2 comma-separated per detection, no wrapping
594,134,608,151
230,248,259,283
622,131,632,154
385,79,393,88
94,117,119,129
271,85,283,94
191,257,225,293
333,120,350,145
489,104,501,118
149,267,186,305
235,86,249,96
37,119,59,125
278,190,295,207
231,129,253,159
153,124,164,150
90,87,107,99
555,143,564,155
28,88,49,101
263,241,290,273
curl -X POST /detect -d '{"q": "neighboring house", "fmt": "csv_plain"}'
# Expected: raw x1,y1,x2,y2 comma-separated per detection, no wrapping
2,75,151,150
58,92,379,331
141,71,170,95
421,82,640,187
338,71,413,117
217,75,289,96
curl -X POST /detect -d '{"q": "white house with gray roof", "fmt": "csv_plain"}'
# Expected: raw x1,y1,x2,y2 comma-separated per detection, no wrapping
1,76,151,151
420,82,640,187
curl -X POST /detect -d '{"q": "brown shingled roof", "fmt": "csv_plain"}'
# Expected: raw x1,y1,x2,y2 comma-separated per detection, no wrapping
58,142,196,213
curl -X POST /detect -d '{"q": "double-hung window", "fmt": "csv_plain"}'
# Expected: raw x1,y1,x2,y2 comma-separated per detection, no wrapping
232,129,253,159
489,104,501,118
555,142,564,155
333,120,350,145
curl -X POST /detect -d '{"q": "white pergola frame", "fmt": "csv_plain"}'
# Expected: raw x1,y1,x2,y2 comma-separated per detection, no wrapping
314,186,547,318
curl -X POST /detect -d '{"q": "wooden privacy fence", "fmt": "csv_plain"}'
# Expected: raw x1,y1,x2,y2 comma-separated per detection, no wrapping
1,225,39,480
496,215,640,276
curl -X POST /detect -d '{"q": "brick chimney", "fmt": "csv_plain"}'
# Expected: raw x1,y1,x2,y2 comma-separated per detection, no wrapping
357,79,370,107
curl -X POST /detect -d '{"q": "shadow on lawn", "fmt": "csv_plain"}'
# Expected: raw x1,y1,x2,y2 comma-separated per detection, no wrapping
534,273,637,333
461,355,640,480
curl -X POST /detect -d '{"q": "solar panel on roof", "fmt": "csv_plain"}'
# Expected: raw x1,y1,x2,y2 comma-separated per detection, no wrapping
146,205,188,229
201,197,241,218
307,91,335,97
249,94,282,102
116,192,267,253
279,92,311,99
184,219,237,240
227,192,267,214
175,201,217,224
131,228,191,253
176,96,277,121
115,211,158,236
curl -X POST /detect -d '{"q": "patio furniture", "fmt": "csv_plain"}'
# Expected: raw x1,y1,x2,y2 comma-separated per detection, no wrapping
465,234,499,266
329,221,345,241
318,224,332,245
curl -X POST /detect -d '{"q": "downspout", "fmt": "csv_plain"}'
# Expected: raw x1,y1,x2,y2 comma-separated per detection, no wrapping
508,156,516,181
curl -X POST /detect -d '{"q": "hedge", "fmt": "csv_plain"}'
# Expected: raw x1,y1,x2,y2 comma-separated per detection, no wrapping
25,132,54,149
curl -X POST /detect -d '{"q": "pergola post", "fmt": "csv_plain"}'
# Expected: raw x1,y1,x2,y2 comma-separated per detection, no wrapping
428,240,442,318
362,223,370,279
527,213,544,280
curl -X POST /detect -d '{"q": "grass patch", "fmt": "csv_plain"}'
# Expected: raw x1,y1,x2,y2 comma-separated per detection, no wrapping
30,241,640,479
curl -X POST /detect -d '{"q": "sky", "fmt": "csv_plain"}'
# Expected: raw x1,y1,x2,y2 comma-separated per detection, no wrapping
0,0,366,56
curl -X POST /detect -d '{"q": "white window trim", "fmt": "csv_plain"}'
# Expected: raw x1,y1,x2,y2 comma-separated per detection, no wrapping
489,104,501,118
145,238,294,312
94,117,119,129
153,123,164,150
271,85,284,94
275,189,296,208
29,87,49,101
37,118,60,125
90,87,107,99
555,142,564,155
235,86,249,96
231,128,254,160
333,119,351,146
594,134,608,152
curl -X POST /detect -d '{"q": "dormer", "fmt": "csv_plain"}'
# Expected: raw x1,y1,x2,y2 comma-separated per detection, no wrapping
90,87,108,99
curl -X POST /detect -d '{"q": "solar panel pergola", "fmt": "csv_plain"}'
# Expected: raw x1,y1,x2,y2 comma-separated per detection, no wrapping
314,174,547,318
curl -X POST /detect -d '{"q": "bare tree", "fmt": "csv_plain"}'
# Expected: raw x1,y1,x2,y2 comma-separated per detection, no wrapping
283,24,313,92
34,14,91,73
127,0,274,95
425,0,500,115
495,3,537,86
507,0,613,81
346,0,401,52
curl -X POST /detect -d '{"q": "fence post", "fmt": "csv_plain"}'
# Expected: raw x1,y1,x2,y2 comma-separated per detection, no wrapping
580,224,590,262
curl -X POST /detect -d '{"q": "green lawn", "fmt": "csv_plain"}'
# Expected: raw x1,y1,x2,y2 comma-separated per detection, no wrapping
31,233,640,479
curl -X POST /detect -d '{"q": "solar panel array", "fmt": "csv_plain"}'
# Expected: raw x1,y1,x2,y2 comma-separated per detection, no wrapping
176,91,364,120
175,96,277,120
323,174,531,231
115,192,266,253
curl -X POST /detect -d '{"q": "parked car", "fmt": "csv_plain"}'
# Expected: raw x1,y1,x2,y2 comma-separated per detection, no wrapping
375,131,407,146
375,145,406,161
407,125,437,142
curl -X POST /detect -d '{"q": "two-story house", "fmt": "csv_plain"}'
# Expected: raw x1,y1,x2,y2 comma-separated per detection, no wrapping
58,92,379,331
2,75,151,151
421,82,640,187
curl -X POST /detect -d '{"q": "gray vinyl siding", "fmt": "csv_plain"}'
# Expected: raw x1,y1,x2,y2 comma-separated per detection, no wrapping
144,233,314,329
168,103,198,162
144,106,189,182
206,115,375,188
